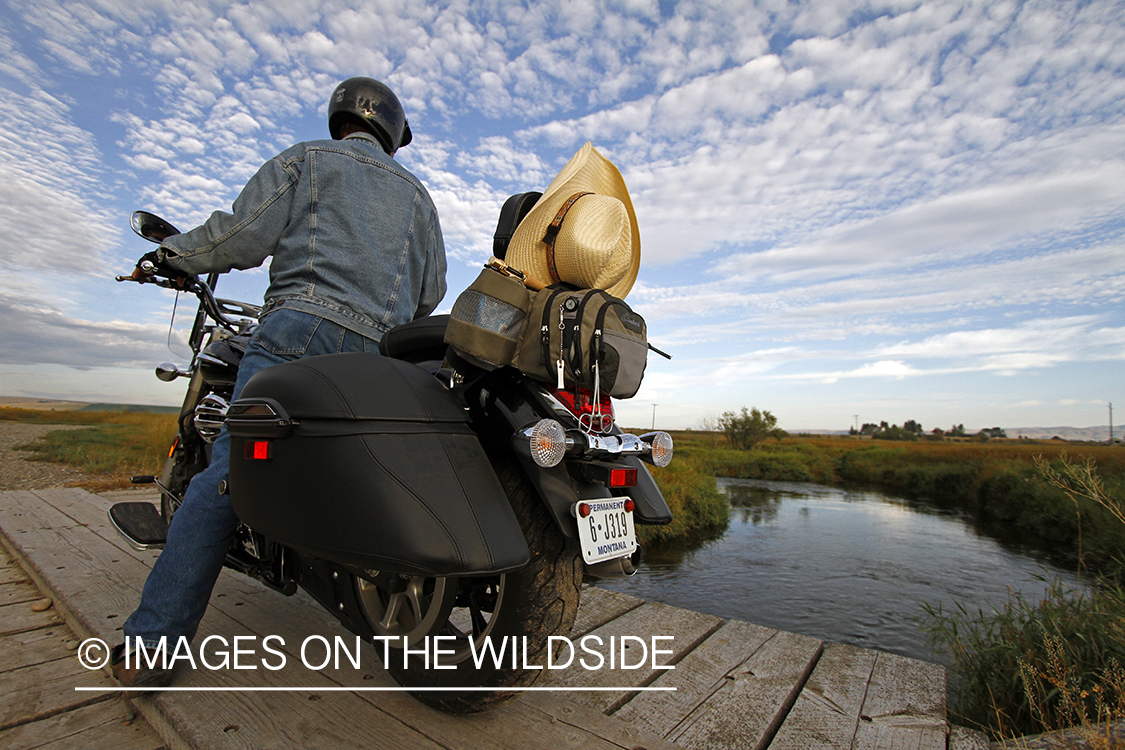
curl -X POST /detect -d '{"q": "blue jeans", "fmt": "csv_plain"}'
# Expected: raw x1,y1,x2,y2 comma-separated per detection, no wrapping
124,309,379,646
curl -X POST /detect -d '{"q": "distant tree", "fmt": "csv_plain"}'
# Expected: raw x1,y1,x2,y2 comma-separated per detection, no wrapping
872,423,918,442
859,420,924,441
718,407,785,450
949,424,967,437
978,427,1007,439
696,412,723,446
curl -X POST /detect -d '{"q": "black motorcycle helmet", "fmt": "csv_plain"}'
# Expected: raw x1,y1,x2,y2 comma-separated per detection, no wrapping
327,77,412,154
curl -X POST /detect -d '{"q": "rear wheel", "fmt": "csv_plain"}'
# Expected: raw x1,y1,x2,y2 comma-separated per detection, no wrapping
354,454,582,713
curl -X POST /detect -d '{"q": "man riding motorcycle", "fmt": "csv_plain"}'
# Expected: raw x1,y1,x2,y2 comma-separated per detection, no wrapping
115,77,446,688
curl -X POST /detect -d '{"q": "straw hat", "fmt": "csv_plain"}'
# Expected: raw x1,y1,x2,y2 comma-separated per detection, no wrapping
505,142,640,298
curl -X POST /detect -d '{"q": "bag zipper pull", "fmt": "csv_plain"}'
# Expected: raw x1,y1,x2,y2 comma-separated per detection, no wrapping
557,358,565,389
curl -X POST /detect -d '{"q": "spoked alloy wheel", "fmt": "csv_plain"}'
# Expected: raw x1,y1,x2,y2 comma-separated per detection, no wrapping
353,455,582,714
355,575,459,648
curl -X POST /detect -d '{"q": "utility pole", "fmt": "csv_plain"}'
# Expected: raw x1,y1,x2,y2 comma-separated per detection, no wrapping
1110,402,1114,444
853,414,860,433
651,404,658,431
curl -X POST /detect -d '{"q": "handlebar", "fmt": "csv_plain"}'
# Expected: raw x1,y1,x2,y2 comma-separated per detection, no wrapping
116,266,257,332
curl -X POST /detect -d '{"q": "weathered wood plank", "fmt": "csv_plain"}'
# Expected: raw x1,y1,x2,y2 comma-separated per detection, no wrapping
1,557,30,584
0,489,684,750
0,699,166,750
0,651,115,730
0,495,161,642
0,600,64,637
0,579,40,606
0,625,76,672
668,629,823,750
571,585,644,636
612,618,777,736
540,600,723,714
852,651,947,750
25,488,152,566
767,642,877,750
201,559,680,750
0,492,451,750
522,693,684,750
948,726,992,750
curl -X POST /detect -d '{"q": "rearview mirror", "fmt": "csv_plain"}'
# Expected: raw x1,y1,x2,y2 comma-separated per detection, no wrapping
130,211,181,243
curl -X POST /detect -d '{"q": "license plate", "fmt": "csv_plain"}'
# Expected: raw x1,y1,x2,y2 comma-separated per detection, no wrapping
576,498,637,565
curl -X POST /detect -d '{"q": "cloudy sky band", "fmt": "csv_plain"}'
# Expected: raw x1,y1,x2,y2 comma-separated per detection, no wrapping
0,0,1121,431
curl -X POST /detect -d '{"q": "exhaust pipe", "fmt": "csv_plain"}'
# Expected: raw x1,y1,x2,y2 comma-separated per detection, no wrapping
584,546,642,580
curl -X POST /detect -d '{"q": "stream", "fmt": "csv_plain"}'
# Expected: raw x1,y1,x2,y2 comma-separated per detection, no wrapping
600,477,1083,666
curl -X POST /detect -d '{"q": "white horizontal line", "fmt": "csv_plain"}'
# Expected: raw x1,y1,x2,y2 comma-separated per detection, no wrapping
76,686,677,693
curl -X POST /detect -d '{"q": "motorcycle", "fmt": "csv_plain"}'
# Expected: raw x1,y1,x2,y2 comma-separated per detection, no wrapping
109,199,674,714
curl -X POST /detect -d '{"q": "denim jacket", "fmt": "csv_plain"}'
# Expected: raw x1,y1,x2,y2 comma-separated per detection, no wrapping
159,133,446,341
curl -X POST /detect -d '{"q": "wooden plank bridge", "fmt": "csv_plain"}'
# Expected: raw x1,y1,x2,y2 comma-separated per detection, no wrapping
0,487,952,749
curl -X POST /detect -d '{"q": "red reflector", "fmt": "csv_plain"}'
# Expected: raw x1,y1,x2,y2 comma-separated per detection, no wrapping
609,468,638,488
577,502,592,518
245,441,271,460
624,499,636,513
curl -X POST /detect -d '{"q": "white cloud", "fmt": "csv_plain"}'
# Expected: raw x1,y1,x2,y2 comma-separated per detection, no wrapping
0,87,119,273
0,286,178,369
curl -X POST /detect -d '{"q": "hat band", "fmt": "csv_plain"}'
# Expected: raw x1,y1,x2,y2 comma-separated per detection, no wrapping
541,192,593,284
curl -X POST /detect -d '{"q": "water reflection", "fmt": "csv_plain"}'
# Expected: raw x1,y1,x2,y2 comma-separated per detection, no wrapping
602,477,1083,666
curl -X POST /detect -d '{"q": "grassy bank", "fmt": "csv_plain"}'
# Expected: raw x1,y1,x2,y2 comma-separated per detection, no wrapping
4,407,177,490
640,444,730,546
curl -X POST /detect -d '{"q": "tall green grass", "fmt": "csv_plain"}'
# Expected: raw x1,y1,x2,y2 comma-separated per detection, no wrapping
922,453,1125,743
924,576,1125,741
642,448,730,546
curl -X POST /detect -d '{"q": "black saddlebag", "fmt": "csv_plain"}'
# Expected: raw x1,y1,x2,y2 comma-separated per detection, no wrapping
226,352,530,577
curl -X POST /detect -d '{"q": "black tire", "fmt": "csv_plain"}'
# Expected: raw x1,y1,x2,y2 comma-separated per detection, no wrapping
354,454,582,713
159,426,208,525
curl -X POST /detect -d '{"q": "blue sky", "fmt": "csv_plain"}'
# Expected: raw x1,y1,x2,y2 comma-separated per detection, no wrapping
0,0,1121,432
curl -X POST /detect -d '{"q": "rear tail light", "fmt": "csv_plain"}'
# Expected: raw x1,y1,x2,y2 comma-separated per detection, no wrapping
550,386,614,433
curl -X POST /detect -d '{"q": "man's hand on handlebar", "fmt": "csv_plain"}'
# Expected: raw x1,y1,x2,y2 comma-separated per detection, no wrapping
131,251,192,289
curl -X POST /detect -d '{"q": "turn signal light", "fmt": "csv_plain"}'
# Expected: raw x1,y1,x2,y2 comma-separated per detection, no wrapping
528,419,567,468
642,431,674,467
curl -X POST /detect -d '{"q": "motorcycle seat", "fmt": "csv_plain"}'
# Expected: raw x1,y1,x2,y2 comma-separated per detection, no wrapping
380,314,449,362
